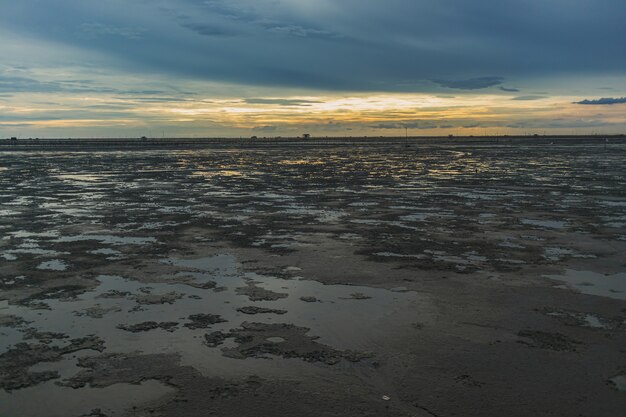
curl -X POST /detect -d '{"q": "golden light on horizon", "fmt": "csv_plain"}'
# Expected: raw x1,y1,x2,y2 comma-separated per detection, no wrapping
1,90,621,136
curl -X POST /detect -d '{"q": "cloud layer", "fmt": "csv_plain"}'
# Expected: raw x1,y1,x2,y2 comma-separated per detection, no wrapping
575,97,626,105
2,0,626,91
0,1,625,137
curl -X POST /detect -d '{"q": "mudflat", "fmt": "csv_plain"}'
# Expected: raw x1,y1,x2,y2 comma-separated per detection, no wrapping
1,137,625,416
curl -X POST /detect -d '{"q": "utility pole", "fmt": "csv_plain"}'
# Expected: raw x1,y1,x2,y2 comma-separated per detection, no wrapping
405,126,409,148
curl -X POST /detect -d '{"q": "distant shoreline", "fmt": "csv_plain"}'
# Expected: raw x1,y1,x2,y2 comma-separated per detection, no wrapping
1,135,625,151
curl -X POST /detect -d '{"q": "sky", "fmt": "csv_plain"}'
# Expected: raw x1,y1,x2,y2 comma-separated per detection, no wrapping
1,0,625,138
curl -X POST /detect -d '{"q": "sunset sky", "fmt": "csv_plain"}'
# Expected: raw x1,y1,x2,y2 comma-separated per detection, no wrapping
1,0,625,138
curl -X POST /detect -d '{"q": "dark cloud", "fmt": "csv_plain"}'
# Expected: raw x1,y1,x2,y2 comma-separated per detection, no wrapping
433,77,504,90
0,75,65,93
0,109,140,122
122,97,195,103
371,121,438,129
252,125,278,132
575,97,626,105
244,98,322,106
0,74,183,98
117,90,168,95
1,1,626,92
370,123,402,129
83,104,135,110
198,1,256,22
79,22,144,40
506,118,614,129
0,75,117,94
512,95,545,101
182,23,237,37
499,86,520,92
263,24,337,39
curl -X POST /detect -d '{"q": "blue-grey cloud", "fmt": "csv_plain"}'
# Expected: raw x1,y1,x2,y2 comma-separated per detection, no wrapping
182,23,237,37
79,23,145,40
262,24,338,39
0,75,116,94
1,0,625,92
433,77,504,90
0,110,140,122
575,97,626,105
499,86,520,92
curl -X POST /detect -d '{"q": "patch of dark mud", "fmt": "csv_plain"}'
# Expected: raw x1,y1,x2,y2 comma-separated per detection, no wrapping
96,290,131,299
454,374,486,387
247,266,293,279
517,330,581,351
236,306,287,315
542,308,625,331
184,314,227,330
23,328,69,343
62,352,404,417
20,301,51,310
60,353,181,389
19,285,88,305
73,305,122,319
0,336,105,391
204,331,228,347
0,314,31,328
299,296,318,303
182,281,217,290
167,274,217,290
235,282,288,301
133,291,184,305
221,322,372,365
341,292,372,300
117,321,179,333
79,409,109,417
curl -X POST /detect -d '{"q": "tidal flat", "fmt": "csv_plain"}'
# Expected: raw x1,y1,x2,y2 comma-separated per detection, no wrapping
1,137,625,416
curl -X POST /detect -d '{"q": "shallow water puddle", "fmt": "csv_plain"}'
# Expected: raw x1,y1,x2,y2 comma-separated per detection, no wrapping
521,219,568,230
546,310,616,330
545,270,626,300
610,375,626,391
3,248,69,257
1,254,424,389
543,247,595,262
0,379,173,417
89,248,124,260
53,234,158,246
36,259,69,271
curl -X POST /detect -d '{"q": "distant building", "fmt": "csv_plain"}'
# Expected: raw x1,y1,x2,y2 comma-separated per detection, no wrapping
10,137,17,141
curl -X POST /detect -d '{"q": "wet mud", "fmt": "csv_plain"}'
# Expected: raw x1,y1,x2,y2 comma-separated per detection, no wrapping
220,322,372,364
1,336,105,391
1,138,626,416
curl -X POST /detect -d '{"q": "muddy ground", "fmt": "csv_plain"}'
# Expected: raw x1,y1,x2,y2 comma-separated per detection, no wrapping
1,138,625,416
